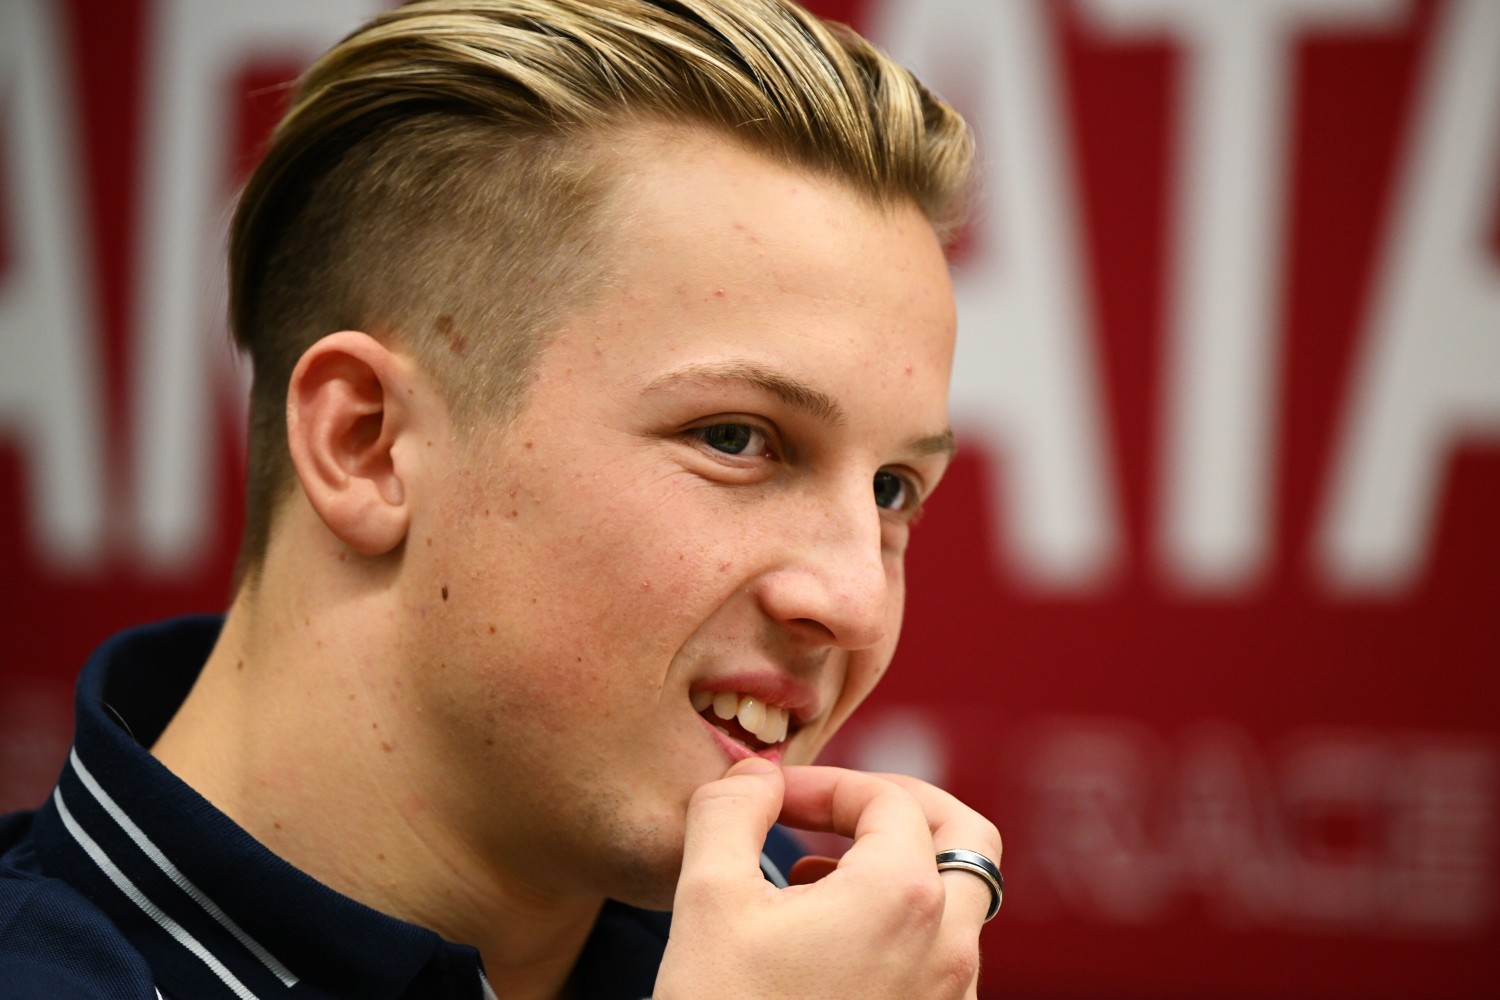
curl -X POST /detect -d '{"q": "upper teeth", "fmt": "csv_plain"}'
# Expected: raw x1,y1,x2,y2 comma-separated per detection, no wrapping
692,690,790,745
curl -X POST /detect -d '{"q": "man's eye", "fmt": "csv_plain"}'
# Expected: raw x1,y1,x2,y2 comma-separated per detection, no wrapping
693,423,761,455
873,470,910,511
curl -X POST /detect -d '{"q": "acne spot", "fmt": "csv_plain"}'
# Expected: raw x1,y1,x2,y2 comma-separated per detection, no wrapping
905,364,914,376
641,580,652,591
441,585,449,601
718,560,732,573
713,288,725,298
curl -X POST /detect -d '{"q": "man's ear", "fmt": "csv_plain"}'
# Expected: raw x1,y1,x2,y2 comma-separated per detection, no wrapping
286,331,424,556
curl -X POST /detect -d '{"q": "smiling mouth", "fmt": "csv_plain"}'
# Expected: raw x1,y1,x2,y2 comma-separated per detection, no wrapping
691,690,791,750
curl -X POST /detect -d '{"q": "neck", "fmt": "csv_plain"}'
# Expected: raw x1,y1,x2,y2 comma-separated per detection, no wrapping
151,538,603,1000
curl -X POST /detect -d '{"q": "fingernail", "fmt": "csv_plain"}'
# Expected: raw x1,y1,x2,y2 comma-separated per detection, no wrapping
729,758,777,776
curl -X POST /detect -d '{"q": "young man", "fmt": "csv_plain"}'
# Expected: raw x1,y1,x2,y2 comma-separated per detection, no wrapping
0,1,1001,997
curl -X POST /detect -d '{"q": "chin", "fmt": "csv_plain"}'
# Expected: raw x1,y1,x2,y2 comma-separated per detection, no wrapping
601,844,685,913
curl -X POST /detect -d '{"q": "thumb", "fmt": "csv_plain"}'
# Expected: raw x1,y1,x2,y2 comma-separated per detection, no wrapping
677,758,785,897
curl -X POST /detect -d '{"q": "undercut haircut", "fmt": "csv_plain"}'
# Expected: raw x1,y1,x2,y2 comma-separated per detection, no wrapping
228,0,975,585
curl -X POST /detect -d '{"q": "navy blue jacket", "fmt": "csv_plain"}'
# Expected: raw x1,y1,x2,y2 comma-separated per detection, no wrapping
0,617,805,999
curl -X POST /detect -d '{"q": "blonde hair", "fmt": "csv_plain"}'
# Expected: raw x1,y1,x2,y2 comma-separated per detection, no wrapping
229,0,974,581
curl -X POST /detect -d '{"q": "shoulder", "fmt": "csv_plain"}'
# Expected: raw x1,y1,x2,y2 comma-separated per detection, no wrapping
1,815,157,1000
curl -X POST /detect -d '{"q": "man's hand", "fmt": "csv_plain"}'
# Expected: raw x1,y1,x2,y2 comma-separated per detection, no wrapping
655,759,1001,1000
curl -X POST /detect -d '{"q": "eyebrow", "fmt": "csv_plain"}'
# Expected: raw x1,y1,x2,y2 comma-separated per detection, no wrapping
908,429,957,460
643,360,846,425
643,359,957,460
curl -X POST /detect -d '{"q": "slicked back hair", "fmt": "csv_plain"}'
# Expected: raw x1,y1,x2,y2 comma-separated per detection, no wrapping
228,0,975,584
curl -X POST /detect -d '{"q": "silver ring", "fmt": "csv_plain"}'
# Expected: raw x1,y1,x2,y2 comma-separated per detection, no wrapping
935,849,1003,921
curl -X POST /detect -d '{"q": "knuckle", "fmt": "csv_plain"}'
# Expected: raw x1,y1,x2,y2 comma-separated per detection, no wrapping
930,940,980,996
892,870,946,923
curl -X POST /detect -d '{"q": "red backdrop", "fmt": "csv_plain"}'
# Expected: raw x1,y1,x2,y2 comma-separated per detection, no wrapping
2,1,1497,997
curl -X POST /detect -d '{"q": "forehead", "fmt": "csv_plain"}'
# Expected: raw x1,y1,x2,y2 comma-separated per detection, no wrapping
567,127,957,404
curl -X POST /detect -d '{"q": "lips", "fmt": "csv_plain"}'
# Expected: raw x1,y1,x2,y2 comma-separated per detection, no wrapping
691,689,791,747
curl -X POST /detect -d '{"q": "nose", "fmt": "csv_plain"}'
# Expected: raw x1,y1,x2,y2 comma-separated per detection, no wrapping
751,481,895,651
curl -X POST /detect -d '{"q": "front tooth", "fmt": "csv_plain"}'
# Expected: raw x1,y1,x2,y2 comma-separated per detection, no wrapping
737,696,767,737
712,691,738,721
766,706,788,744
691,690,713,713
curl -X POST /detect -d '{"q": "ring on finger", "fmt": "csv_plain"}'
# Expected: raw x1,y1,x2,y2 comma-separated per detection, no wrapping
935,849,1003,921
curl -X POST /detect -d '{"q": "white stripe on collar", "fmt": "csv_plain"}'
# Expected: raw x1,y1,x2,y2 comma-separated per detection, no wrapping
759,850,789,888
54,786,265,1000
68,748,299,987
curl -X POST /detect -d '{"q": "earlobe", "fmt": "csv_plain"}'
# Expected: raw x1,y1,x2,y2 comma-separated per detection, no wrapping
286,331,417,556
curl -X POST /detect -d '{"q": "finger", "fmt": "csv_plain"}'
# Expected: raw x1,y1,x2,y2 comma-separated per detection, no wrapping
777,766,933,851
786,855,838,885
874,773,1002,857
876,773,1003,930
777,766,949,918
677,758,786,898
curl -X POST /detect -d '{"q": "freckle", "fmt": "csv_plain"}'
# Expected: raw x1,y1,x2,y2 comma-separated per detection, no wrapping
381,741,393,752
426,537,433,547
488,625,497,634
338,552,347,562
236,660,243,671
441,585,449,601
315,639,323,649
372,722,379,730
407,388,414,396
348,693,356,701
530,597,537,605
377,852,387,861
524,441,533,450
303,616,310,627
508,510,518,518
576,656,583,663
438,662,447,670
273,821,282,830
483,509,491,517
484,737,495,747
426,440,433,447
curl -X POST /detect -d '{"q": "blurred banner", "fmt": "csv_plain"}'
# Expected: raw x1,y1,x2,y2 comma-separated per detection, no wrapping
1,1,1496,997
